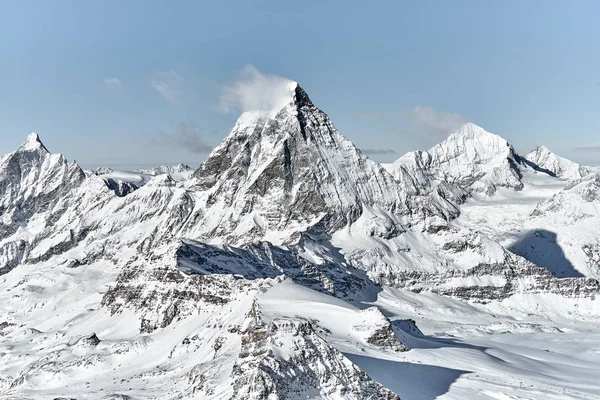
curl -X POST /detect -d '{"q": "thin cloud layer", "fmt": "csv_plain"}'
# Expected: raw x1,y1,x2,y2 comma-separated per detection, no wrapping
151,71,184,104
573,146,600,153
147,122,212,154
219,65,296,114
361,148,397,155
104,77,122,89
411,106,468,139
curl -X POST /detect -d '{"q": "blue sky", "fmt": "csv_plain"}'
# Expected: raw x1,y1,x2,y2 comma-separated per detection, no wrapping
1,0,599,168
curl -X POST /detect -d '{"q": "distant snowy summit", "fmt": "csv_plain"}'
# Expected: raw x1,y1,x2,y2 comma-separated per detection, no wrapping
92,163,193,196
19,132,48,152
385,122,598,196
95,163,192,177
133,163,192,175
525,145,598,180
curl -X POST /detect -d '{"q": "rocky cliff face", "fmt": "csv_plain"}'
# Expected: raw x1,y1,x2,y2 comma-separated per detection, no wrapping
230,303,400,400
0,134,112,274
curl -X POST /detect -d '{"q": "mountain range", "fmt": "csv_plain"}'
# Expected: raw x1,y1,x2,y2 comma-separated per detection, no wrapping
1,83,599,399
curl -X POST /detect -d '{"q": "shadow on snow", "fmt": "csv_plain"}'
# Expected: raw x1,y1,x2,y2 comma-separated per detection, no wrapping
507,229,583,278
346,353,469,400
175,234,383,302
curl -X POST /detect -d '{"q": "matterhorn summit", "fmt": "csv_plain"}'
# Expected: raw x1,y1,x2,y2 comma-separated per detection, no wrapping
194,84,458,242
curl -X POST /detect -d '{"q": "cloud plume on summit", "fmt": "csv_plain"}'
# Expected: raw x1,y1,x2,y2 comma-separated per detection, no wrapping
411,106,468,139
218,65,296,114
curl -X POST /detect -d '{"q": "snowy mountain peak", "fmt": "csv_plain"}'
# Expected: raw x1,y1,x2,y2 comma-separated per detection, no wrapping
291,82,310,106
194,83,357,191
192,83,424,241
133,163,192,175
386,123,529,195
19,132,48,153
441,123,513,157
525,145,596,180
533,145,551,153
526,146,556,162
259,82,310,118
245,80,299,118
450,122,494,138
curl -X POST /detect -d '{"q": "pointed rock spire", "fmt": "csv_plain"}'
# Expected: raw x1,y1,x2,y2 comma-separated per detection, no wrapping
19,132,49,153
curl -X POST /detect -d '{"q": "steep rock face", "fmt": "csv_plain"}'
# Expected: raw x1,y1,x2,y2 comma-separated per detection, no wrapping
386,255,600,301
0,134,101,273
0,133,85,218
176,239,378,300
231,303,400,400
525,146,597,180
386,123,531,195
194,84,458,242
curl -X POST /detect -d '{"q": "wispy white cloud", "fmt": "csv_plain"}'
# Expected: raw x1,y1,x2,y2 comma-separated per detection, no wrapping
361,148,397,155
151,70,184,104
141,122,212,154
104,77,122,89
410,106,468,138
219,65,295,114
573,146,600,153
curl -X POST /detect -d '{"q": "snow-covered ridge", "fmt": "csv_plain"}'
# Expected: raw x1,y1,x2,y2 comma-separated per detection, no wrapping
134,163,192,175
94,164,194,196
385,122,531,195
525,145,598,180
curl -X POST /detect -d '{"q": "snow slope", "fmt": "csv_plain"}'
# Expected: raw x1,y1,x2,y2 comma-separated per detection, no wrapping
456,171,600,280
